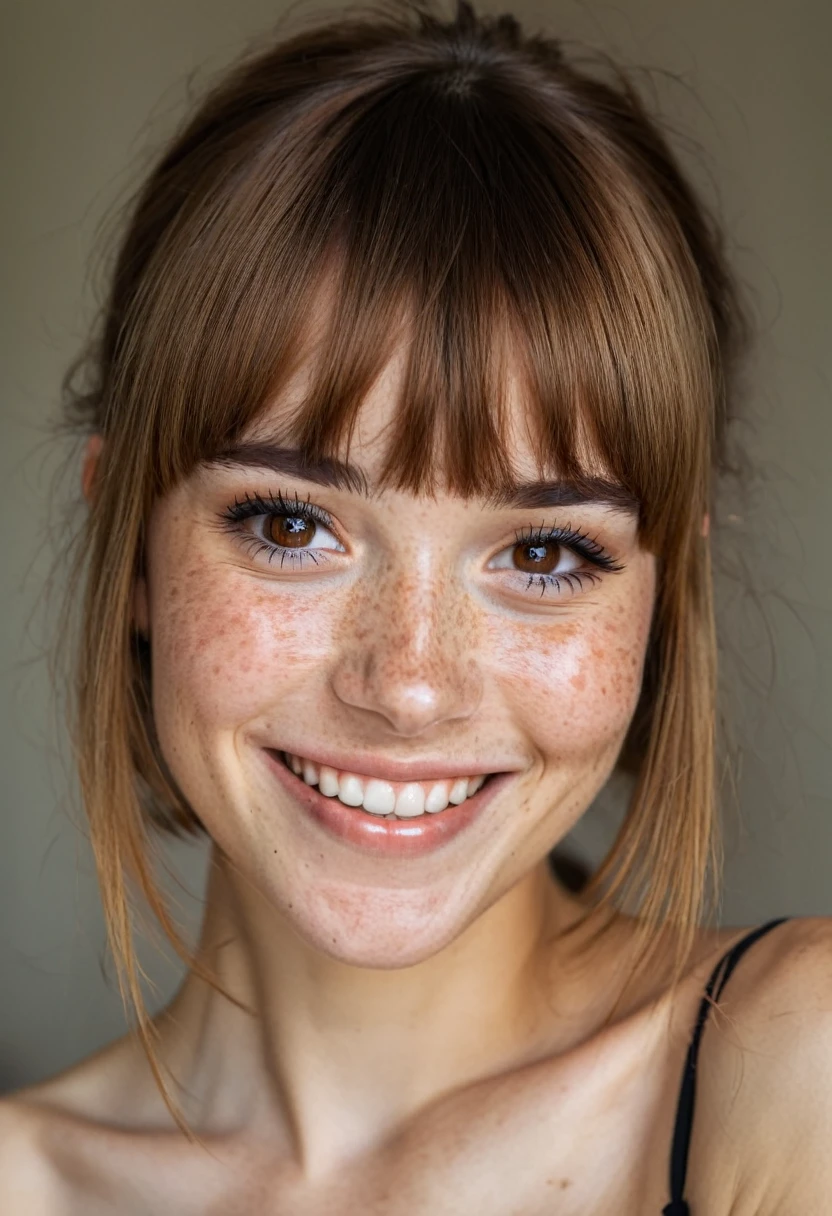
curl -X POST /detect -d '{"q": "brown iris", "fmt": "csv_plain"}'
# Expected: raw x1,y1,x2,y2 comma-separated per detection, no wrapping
513,541,561,575
266,514,316,548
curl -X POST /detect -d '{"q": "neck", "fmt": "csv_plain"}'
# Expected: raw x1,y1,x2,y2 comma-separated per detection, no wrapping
152,846,601,1180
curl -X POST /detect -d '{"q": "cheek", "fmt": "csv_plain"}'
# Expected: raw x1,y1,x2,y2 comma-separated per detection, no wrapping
490,593,653,760
147,554,339,736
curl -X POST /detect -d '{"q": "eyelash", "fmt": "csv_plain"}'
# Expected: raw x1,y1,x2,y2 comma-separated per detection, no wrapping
511,522,625,597
219,489,338,569
217,490,625,596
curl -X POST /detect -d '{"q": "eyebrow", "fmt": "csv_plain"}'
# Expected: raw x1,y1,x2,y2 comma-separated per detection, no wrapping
208,442,639,515
210,442,369,493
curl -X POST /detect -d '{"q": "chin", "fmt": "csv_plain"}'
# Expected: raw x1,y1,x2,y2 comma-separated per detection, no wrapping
279,880,478,969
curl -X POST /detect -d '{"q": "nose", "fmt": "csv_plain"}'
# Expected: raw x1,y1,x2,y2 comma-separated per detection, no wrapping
330,565,483,738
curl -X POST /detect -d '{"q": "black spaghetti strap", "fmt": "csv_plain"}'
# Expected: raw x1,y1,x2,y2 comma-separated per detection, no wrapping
661,917,790,1216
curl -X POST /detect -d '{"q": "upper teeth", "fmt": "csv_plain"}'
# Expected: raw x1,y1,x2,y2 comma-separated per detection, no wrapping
282,753,487,818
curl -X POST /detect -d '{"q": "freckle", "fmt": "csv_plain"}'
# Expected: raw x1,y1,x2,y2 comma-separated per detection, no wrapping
559,1178,572,1189
601,686,607,695
570,672,586,691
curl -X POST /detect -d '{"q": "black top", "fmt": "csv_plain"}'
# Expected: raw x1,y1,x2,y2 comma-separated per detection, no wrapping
661,917,791,1215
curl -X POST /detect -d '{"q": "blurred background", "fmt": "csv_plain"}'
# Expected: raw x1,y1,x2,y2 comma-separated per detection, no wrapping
1,0,829,1092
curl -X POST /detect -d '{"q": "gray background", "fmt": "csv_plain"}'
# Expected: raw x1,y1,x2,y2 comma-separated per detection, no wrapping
1,0,829,1093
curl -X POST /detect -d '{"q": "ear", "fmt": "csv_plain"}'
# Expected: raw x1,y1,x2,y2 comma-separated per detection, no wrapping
81,432,104,503
701,512,710,538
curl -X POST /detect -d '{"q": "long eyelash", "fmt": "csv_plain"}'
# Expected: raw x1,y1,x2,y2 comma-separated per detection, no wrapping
217,488,334,568
514,522,624,572
220,488,334,529
513,522,625,598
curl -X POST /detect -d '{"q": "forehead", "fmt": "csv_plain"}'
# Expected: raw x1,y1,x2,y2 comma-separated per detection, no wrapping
253,348,521,482
240,292,619,500
213,340,639,519
244,364,614,503
173,242,678,539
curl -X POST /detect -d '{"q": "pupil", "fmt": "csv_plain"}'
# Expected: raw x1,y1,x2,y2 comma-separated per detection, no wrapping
269,514,315,548
513,541,560,575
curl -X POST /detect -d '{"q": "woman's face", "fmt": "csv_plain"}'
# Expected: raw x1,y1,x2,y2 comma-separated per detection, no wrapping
136,347,656,967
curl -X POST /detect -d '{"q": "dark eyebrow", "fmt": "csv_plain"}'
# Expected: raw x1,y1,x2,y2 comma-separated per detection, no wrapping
208,442,639,515
208,443,370,494
485,478,639,515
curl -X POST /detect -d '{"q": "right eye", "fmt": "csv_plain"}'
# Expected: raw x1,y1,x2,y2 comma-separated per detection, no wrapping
257,510,341,551
218,490,345,567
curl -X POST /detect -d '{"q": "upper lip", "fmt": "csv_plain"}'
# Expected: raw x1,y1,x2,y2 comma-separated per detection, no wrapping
265,744,517,784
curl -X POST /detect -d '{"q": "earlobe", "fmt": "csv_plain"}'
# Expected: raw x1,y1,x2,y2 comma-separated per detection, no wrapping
701,512,710,538
82,433,104,503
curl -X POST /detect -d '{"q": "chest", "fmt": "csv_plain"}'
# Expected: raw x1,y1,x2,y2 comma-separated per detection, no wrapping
47,1029,731,1216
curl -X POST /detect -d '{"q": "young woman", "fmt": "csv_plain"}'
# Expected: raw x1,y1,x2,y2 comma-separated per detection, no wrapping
2,3,829,1212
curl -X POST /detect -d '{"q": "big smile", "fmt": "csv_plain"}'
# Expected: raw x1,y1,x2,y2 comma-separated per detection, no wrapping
274,750,490,820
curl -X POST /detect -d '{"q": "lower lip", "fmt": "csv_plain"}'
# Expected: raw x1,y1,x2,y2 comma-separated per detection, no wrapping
262,749,510,858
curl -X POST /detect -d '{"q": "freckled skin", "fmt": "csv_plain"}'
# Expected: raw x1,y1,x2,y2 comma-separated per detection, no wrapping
138,354,657,972
52,358,688,1213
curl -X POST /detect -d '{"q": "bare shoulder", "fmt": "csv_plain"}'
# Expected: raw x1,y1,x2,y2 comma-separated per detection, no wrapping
0,1096,65,1214
0,1032,146,1214
694,915,832,1214
709,914,832,1040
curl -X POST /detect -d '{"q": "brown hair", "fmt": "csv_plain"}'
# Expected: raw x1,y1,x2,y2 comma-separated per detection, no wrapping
59,0,748,1138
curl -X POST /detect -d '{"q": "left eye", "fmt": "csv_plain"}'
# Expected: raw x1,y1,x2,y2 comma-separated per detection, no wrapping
489,539,581,576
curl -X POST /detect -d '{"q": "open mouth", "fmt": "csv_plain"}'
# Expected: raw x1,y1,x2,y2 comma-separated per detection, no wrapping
272,750,493,821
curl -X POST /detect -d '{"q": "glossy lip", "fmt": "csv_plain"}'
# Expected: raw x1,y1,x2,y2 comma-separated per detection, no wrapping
262,747,514,858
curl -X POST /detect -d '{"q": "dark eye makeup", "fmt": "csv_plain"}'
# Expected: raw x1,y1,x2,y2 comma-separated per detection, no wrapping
219,489,339,568
509,523,625,597
216,488,626,597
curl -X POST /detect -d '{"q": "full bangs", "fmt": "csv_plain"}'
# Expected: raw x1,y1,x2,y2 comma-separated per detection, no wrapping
107,14,718,558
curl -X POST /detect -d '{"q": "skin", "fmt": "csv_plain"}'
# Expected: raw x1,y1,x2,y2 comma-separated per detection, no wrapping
2,346,832,1215
125,349,658,1145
